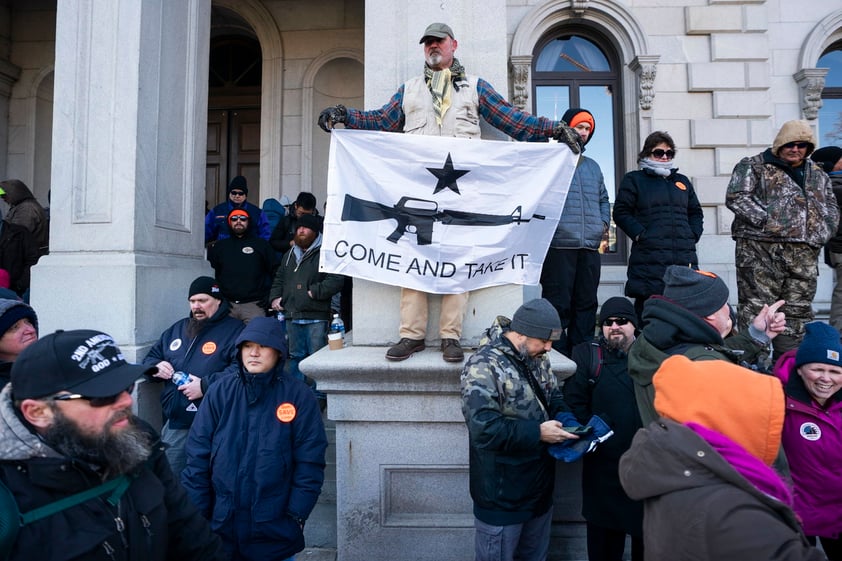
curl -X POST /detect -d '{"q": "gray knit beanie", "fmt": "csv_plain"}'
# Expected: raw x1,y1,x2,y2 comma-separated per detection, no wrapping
510,298,562,341
662,266,729,317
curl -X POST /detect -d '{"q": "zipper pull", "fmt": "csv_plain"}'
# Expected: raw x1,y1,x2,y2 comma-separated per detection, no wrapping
140,514,153,537
102,540,116,560
114,516,128,548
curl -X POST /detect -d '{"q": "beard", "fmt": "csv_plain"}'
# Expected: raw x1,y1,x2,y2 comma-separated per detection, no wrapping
605,331,631,352
43,406,152,477
186,317,208,338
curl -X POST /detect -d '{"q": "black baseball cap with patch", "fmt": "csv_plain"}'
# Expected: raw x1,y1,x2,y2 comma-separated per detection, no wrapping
12,329,157,400
419,23,455,43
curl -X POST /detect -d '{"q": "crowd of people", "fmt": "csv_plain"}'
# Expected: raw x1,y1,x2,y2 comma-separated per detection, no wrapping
1,18,842,561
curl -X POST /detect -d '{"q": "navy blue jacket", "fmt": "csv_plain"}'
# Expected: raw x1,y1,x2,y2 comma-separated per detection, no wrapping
143,300,243,429
204,200,271,244
182,355,326,560
613,168,703,299
551,155,610,249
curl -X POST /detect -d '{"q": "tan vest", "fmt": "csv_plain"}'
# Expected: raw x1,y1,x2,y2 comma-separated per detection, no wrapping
401,74,481,138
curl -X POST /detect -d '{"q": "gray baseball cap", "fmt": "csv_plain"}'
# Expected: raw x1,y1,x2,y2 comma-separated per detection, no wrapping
419,23,455,43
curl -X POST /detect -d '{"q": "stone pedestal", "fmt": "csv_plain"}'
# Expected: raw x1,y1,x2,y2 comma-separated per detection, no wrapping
303,338,578,561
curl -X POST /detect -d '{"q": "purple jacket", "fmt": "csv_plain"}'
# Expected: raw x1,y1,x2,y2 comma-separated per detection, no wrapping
774,351,842,538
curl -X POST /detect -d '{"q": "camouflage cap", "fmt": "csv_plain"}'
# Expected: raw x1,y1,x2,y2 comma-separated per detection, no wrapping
419,23,455,43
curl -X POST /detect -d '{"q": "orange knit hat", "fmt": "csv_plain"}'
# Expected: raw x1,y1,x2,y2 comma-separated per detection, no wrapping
653,355,784,466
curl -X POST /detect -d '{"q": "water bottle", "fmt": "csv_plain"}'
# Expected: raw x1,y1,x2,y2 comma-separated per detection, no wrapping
172,371,190,386
330,314,345,338
328,313,345,349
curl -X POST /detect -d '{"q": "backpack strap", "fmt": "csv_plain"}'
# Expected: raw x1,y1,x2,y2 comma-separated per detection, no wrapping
19,474,131,527
587,342,603,387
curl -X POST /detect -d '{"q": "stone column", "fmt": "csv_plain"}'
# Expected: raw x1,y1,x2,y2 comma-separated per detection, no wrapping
31,0,212,421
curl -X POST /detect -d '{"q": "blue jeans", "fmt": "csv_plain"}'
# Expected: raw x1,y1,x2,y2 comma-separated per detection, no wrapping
287,320,328,381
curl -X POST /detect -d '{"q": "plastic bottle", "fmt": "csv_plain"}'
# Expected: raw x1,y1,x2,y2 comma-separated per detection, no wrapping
172,371,190,386
329,313,345,338
276,310,287,341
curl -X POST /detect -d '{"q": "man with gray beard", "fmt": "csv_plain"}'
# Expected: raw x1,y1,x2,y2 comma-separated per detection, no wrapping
0,329,226,560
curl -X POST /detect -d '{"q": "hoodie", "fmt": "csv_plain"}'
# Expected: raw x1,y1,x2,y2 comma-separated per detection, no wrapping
0,180,48,255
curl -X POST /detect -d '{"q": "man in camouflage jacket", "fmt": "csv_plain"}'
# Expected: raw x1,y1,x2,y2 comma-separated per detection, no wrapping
726,120,838,357
460,298,578,561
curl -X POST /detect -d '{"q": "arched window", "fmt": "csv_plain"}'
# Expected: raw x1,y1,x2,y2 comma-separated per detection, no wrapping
532,30,626,261
818,42,842,146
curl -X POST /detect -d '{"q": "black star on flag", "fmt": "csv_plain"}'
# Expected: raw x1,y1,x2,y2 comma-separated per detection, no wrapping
427,153,470,195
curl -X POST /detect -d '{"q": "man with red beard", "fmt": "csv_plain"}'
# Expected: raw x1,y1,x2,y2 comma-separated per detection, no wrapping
0,329,226,560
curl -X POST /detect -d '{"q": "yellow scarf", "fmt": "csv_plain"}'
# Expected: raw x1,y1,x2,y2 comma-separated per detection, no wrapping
430,68,452,126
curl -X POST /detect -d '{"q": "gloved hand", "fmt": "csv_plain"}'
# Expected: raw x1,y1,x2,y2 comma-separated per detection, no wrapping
552,121,582,155
318,105,348,132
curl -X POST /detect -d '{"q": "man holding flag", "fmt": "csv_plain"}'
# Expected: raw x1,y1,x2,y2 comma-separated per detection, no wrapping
318,22,580,363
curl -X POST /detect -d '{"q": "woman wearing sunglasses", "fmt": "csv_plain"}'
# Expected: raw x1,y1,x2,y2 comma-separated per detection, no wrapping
613,131,704,320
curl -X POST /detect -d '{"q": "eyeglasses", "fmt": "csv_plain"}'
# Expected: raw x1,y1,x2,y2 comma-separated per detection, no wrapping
229,216,249,222
602,318,630,327
781,141,810,150
229,190,246,196
52,383,135,407
651,149,675,159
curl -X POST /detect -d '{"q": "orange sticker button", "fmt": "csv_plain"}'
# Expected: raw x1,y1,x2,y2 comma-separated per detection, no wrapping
201,342,217,355
276,402,297,423
674,181,687,191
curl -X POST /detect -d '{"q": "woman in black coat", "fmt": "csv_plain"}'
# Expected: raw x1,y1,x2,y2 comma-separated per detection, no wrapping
613,131,704,319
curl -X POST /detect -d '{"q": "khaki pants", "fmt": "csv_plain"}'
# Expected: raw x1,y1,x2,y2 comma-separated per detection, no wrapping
399,288,468,340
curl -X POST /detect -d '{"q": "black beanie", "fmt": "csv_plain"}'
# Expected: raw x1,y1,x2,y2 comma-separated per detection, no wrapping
0,301,38,339
598,296,638,327
227,176,248,195
510,298,562,341
795,322,842,368
189,276,222,300
297,213,322,233
662,265,729,317
811,146,842,174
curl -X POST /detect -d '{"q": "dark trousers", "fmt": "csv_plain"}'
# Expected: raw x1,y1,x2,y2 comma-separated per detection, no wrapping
586,523,643,561
540,247,600,356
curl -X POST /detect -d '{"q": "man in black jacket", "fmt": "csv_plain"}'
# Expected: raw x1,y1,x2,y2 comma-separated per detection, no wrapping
0,329,226,561
269,191,321,256
207,208,277,322
269,214,344,383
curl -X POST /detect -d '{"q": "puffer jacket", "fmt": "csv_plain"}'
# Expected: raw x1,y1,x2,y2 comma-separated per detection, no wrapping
550,156,610,249
142,299,243,429
726,149,838,248
628,296,767,425
774,351,842,538
460,316,569,526
619,419,823,561
181,331,327,560
613,168,703,299
0,385,226,561
268,235,345,321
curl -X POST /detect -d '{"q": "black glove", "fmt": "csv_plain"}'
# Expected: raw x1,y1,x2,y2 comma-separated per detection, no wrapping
552,121,582,155
318,105,348,133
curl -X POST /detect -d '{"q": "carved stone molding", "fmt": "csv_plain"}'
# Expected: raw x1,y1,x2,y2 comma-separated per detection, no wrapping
794,68,828,121
629,55,659,111
570,0,590,17
0,59,20,98
510,55,532,111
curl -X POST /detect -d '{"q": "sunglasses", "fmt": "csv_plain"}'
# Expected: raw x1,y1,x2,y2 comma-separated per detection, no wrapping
229,216,249,222
52,382,136,408
229,190,246,196
781,141,810,150
651,149,675,159
602,318,630,327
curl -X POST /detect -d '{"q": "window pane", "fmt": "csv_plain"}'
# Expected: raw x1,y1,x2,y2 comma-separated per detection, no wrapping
579,85,615,200
534,86,570,121
535,36,610,73
819,50,842,87
819,97,842,146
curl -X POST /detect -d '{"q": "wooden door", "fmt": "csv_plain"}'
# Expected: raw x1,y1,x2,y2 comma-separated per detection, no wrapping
205,108,261,210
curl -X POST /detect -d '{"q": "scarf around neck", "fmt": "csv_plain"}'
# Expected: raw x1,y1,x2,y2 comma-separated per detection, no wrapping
424,58,467,126
639,158,675,177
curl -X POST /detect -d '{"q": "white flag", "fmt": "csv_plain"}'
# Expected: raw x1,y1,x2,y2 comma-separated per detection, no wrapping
320,129,576,294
